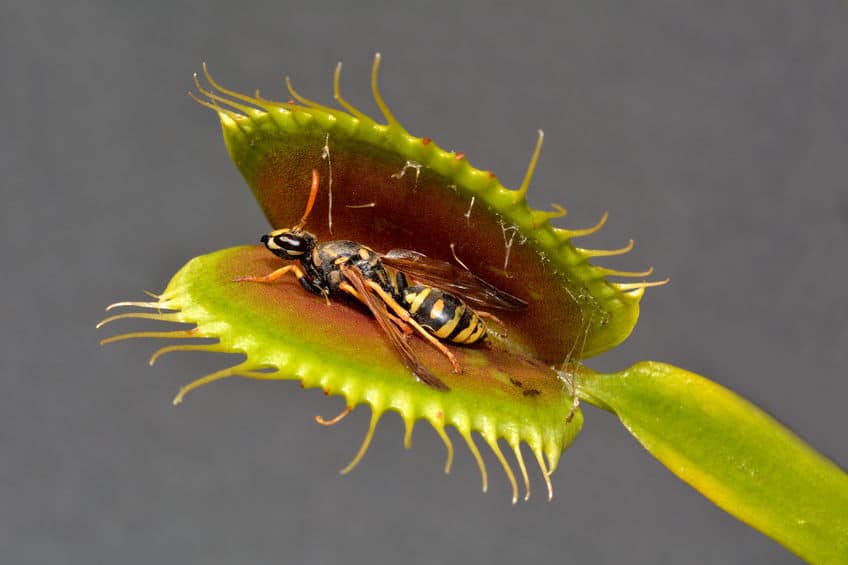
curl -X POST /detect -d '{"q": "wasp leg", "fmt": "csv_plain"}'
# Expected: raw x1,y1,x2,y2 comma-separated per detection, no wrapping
364,281,462,374
338,281,413,335
234,264,305,284
384,312,414,336
337,280,366,301
395,317,414,335
341,267,449,391
477,311,508,337
237,265,329,302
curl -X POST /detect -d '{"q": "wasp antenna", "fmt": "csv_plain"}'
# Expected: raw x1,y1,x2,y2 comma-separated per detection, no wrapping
434,424,455,474
371,53,402,130
402,415,415,449
340,408,382,474
315,405,352,426
149,343,219,366
512,442,532,501
577,239,635,258
515,129,544,202
596,265,655,279
333,62,369,121
294,169,321,231
191,74,253,117
99,328,199,346
486,435,519,504
463,431,489,493
284,76,334,112
172,364,246,405
533,449,554,501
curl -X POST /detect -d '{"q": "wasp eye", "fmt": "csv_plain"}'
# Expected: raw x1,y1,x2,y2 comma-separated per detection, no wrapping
273,234,308,255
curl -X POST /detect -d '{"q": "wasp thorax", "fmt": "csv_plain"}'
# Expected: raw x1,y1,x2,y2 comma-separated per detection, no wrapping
262,229,316,259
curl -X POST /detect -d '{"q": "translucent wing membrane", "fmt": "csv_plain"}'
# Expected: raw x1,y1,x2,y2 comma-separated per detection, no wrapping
341,265,449,391
382,249,528,311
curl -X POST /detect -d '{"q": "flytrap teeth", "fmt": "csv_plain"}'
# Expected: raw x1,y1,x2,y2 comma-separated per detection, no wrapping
554,211,609,240
530,204,568,227
331,409,553,504
99,328,198,346
104,300,169,311
193,54,405,131
333,61,368,122
96,311,182,330
171,364,282,406
484,434,520,504
614,278,671,294
514,129,545,202
576,239,635,258
99,305,569,504
99,292,566,503
595,266,654,279
148,343,221,366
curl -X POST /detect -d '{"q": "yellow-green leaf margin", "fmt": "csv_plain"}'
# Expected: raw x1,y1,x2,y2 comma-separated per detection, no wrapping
100,246,583,503
576,362,848,563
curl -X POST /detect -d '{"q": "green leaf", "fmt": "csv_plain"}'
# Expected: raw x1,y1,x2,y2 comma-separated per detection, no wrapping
194,58,661,364
99,246,583,503
576,361,848,563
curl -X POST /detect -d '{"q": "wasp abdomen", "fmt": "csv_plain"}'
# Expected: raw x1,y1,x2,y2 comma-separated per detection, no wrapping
403,285,487,345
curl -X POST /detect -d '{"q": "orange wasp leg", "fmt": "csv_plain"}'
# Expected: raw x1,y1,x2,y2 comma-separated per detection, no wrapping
363,281,462,374
235,263,333,303
477,311,508,337
233,264,306,284
338,281,413,335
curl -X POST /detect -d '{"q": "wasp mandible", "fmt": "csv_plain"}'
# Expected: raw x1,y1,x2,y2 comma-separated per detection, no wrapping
236,170,527,391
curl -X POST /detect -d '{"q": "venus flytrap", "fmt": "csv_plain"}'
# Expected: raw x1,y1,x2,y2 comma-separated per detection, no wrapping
99,55,847,561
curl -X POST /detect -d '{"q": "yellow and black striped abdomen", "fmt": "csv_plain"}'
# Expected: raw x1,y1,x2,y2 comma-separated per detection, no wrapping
402,285,487,345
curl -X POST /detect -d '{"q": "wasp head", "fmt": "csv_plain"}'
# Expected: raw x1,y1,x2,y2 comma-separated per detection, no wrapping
261,228,316,260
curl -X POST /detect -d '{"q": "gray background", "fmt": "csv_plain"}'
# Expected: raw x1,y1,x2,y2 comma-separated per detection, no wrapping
3,1,846,564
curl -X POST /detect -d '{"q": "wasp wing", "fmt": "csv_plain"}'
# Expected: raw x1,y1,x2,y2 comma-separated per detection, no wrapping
382,249,528,311
341,266,450,392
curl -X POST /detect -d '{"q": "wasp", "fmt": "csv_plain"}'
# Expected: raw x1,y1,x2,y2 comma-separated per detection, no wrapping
236,170,527,391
